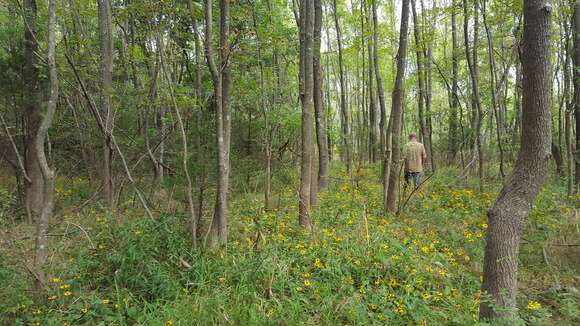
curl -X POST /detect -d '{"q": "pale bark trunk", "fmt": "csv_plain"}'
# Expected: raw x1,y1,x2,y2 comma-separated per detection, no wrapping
573,1,580,191
479,0,552,320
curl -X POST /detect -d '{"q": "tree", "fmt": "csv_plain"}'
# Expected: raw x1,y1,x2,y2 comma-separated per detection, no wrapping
205,0,232,246
23,0,43,220
298,0,314,230
386,0,410,212
463,0,484,191
448,0,460,165
573,0,580,192
97,0,114,207
313,0,329,191
479,0,552,320
333,0,351,173
33,0,58,290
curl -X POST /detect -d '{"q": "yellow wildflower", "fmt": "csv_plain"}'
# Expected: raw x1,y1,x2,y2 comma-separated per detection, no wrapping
527,300,541,311
303,279,312,287
102,299,110,304
313,258,324,268
63,291,72,297
80,306,88,313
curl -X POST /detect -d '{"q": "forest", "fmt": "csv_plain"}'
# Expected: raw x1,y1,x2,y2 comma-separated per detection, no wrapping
0,0,579,324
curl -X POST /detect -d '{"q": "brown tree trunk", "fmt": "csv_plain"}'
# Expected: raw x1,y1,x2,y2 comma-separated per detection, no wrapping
33,0,58,290
482,0,506,179
298,0,314,230
411,0,427,168
314,0,329,190
386,0,410,212
479,0,552,320
23,0,44,219
448,0,460,165
371,0,391,211
205,0,231,246
364,0,377,163
573,0,580,191
97,0,114,207
34,0,58,293
333,0,351,173
463,0,484,191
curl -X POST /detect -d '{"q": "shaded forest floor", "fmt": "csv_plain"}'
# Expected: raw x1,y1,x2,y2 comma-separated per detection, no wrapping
1,167,579,325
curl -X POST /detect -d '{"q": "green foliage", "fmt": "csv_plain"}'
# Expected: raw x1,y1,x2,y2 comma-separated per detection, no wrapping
3,168,577,325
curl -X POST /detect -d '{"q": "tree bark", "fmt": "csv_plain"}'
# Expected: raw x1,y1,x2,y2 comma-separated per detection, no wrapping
333,0,351,173
33,0,58,291
97,0,114,207
386,0,410,212
573,0,580,191
23,0,44,219
205,0,231,246
479,0,552,320
313,0,329,190
411,0,428,170
463,0,484,191
298,0,314,230
448,0,460,165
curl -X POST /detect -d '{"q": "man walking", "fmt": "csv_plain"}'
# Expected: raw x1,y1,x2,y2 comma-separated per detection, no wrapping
403,133,427,189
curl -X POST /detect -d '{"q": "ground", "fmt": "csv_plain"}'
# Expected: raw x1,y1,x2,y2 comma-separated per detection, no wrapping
0,167,578,325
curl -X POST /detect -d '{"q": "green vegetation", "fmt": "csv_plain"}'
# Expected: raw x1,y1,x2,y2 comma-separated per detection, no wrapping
2,168,577,325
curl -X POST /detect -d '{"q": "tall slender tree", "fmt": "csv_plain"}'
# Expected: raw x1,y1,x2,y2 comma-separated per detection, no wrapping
386,0,410,212
313,0,329,191
23,0,43,219
298,0,314,230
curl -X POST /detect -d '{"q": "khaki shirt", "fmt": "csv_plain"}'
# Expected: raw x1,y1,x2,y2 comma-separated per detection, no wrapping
403,140,427,172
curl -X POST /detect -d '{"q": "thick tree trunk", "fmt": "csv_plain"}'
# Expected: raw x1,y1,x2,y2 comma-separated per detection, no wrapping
448,0,460,165
298,0,314,230
33,0,58,291
479,0,552,320
386,0,410,212
314,0,329,190
23,0,44,219
97,0,114,207
333,0,351,173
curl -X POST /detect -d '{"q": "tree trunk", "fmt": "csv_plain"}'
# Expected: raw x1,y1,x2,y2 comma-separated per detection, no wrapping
314,0,329,190
448,0,460,165
97,0,114,207
205,0,231,246
365,0,377,163
573,0,580,191
298,0,314,230
34,0,58,290
23,0,44,219
420,0,435,171
386,0,410,212
411,0,428,170
371,0,391,211
479,0,552,319
333,0,351,173
463,0,484,191
482,0,506,179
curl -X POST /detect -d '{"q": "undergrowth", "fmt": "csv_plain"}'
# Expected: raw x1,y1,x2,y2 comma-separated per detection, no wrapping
0,168,578,325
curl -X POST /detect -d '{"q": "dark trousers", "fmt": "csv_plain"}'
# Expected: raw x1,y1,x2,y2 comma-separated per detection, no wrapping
404,171,422,189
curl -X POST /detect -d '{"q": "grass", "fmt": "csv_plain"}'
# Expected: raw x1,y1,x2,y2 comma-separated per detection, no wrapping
0,167,578,325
